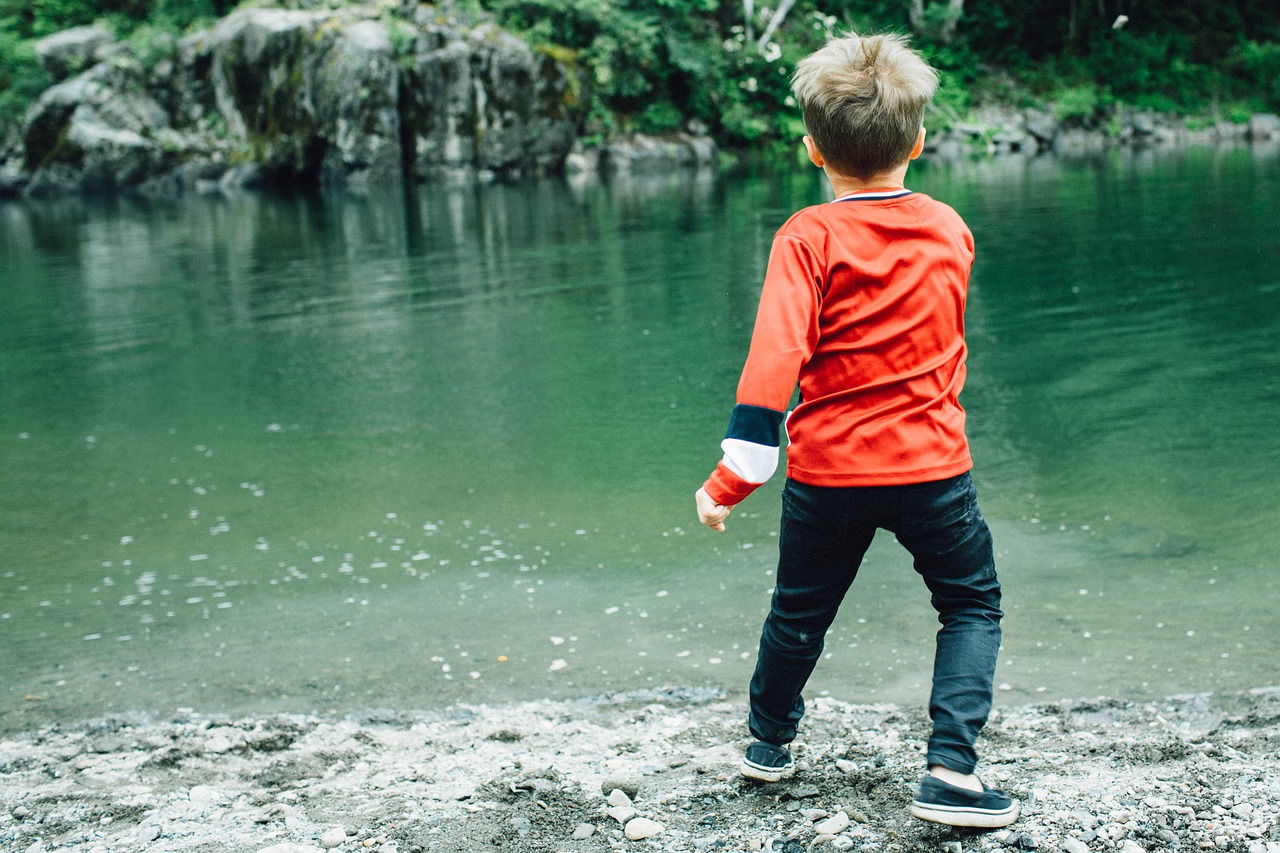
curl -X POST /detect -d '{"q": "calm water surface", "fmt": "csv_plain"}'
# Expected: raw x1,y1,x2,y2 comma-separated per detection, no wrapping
2,145,1278,733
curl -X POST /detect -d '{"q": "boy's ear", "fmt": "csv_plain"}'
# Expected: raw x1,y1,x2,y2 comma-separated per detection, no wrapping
802,135,825,168
909,127,926,160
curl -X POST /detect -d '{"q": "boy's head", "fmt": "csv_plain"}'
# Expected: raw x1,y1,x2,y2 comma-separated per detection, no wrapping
791,33,938,181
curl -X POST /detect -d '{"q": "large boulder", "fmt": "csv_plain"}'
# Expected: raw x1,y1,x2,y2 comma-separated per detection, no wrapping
34,26,116,83
22,62,176,194
204,9,330,182
12,9,587,194
201,8,402,183
401,20,584,178
315,20,402,182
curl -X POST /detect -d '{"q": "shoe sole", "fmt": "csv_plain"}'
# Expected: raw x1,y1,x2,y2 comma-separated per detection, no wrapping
909,800,1020,828
740,758,795,782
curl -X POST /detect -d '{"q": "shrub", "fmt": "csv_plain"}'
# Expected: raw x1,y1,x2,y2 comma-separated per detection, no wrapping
1054,84,1102,125
0,29,49,124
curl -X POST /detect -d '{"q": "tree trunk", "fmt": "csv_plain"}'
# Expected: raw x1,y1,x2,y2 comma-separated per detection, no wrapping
908,0,966,44
756,0,796,49
938,0,964,43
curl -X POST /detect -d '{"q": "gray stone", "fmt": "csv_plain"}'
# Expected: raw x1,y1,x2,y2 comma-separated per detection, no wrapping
318,826,346,848
35,26,116,82
601,777,642,799
400,21,583,179
814,812,851,835
607,804,638,824
21,61,177,194
1247,113,1280,140
1023,108,1058,145
602,133,717,173
1054,128,1107,158
624,817,665,840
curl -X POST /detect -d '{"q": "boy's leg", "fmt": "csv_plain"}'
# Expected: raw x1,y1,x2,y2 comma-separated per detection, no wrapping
892,473,1003,776
748,479,876,746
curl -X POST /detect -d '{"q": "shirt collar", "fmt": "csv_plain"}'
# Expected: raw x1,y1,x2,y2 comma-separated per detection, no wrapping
830,188,913,203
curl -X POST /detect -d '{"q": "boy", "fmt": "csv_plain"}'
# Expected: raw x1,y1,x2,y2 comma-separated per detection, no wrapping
695,33,1018,828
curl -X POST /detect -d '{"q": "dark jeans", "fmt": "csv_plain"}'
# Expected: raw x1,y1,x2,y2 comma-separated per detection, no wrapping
748,472,1003,775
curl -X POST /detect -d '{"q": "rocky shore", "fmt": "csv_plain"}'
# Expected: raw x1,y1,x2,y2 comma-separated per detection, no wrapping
0,5,719,199
2,685,1277,853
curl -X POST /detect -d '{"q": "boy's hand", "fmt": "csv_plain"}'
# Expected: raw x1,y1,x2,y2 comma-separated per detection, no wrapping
695,487,731,532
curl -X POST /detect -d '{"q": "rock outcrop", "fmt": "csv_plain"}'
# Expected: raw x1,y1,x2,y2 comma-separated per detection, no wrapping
7,5,601,195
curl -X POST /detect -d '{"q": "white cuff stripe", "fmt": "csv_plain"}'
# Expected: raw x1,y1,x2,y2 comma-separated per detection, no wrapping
721,438,779,485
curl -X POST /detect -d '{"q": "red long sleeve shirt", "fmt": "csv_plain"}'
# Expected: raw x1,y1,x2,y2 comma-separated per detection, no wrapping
703,188,976,506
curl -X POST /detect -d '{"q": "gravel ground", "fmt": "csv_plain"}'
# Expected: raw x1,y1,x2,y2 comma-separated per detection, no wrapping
2,685,1278,853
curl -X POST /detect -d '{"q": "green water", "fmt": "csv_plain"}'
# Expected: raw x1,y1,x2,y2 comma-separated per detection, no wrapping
2,146,1278,734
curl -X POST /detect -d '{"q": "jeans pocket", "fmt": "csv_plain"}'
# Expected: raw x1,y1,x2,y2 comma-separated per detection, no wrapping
900,475,981,559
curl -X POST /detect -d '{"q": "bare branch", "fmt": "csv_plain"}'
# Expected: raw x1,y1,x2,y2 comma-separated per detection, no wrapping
756,0,796,51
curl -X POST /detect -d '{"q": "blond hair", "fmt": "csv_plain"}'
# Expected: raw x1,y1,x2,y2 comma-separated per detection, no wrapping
791,33,938,180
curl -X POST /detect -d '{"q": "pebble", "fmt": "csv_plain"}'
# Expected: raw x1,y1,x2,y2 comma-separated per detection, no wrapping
601,777,641,799
606,805,637,824
205,736,233,753
1,692,1278,853
188,785,223,806
623,817,664,840
814,812,851,835
318,826,346,848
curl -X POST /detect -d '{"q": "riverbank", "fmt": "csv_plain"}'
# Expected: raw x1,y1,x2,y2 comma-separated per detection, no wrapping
2,685,1277,853
4,10,1279,199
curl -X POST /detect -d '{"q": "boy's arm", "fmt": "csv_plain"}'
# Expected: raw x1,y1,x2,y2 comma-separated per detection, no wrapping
697,233,822,529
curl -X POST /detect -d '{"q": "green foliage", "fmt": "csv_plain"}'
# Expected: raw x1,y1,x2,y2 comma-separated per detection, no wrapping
1230,40,1280,106
386,18,418,66
0,29,48,123
1054,84,1103,125
634,100,683,134
486,0,664,126
126,22,178,69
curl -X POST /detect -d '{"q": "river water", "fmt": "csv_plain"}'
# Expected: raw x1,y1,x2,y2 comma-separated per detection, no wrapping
2,145,1277,734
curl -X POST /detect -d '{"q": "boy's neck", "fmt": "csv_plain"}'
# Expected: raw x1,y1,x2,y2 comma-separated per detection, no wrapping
824,162,910,199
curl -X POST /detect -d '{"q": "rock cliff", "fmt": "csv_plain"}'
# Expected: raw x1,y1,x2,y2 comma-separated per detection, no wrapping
6,6,605,195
